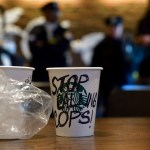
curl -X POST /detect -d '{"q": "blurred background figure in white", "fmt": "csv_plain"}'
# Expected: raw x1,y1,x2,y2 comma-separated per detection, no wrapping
0,5,25,66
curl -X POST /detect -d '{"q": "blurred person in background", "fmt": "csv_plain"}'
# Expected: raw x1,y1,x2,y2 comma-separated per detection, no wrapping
135,7,150,84
120,6,150,85
0,5,25,66
28,2,72,81
91,16,128,117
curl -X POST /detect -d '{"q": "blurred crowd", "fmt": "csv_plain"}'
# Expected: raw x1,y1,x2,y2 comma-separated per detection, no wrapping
1,1,150,116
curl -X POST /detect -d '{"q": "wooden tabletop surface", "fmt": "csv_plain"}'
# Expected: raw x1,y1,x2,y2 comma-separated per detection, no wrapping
1,118,150,150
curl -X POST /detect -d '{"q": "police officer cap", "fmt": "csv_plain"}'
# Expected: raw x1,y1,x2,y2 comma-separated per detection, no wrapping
105,16,123,26
41,2,59,12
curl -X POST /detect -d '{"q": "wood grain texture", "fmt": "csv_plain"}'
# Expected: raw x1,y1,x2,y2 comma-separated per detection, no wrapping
0,118,150,150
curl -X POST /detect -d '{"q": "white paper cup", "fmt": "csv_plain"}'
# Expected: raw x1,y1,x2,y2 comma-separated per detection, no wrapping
46,67,103,137
0,66,35,83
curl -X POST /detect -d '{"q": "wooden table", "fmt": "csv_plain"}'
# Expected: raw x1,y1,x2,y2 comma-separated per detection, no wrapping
1,118,150,150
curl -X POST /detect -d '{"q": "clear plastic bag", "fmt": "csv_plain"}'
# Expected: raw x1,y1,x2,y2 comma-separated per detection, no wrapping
0,70,52,139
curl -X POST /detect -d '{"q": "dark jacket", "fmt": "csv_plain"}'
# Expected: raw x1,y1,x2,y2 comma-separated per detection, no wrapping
29,23,71,81
91,36,127,100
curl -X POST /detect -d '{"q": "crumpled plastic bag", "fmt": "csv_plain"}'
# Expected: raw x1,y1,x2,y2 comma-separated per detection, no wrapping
0,70,52,139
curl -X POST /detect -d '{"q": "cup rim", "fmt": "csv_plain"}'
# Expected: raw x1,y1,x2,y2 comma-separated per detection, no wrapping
0,66,35,70
46,67,103,71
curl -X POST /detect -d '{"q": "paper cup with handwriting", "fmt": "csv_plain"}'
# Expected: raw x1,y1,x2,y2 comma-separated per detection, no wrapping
0,66,35,83
46,67,103,137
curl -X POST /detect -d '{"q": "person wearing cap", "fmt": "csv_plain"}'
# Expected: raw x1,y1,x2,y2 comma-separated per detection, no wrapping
28,2,72,81
91,16,128,117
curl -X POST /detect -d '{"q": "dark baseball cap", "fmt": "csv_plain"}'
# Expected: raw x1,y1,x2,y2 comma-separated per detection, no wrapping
41,2,59,12
105,16,123,26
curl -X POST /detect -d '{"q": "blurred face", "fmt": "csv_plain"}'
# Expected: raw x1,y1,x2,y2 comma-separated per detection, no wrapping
107,24,124,39
43,9,60,23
